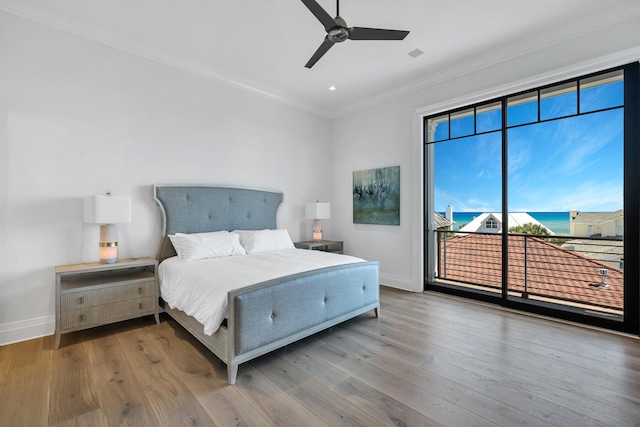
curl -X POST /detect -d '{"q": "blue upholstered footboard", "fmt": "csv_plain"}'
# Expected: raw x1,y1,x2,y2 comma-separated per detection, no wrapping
231,262,379,355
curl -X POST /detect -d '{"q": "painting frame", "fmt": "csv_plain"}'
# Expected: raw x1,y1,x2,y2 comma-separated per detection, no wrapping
353,166,400,225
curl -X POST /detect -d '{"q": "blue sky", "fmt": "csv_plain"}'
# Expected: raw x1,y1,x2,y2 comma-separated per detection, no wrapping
432,80,624,213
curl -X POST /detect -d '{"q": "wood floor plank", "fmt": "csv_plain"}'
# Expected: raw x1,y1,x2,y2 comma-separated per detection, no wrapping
7,335,52,369
0,342,13,391
49,343,101,425
358,302,618,398
537,366,640,419
275,334,357,390
325,325,468,403
151,318,272,426
274,340,444,426
381,299,613,378
305,338,497,427
386,289,640,364
425,344,635,427
607,363,640,386
83,333,160,426
334,375,447,427
150,319,228,384
51,409,106,427
0,360,51,425
115,326,215,426
250,352,388,427
234,363,332,427
454,388,556,427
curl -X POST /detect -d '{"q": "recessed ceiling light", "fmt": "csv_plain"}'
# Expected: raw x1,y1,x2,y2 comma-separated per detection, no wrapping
408,48,424,58
329,86,336,91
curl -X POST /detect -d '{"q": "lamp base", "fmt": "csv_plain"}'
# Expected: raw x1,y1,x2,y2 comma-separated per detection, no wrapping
99,224,118,264
312,219,322,242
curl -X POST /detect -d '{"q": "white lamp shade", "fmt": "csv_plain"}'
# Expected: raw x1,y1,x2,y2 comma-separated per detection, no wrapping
305,202,331,220
84,195,132,224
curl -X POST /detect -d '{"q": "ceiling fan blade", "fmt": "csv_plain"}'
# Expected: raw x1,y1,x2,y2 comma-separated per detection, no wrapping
348,27,409,41
301,0,337,32
305,38,335,68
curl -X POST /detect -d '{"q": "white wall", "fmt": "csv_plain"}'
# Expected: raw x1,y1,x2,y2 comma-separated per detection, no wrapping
0,13,333,344
331,17,640,292
331,99,420,290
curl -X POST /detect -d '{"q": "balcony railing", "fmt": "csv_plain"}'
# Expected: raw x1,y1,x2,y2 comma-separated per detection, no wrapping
436,230,624,315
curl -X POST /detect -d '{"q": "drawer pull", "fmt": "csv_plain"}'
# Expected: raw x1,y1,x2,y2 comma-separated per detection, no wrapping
138,287,142,294
79,296,85,304
139,302,142,309
79,313,84,321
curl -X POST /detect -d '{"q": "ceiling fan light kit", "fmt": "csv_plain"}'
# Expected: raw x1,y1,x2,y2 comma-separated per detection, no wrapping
301,0,410,68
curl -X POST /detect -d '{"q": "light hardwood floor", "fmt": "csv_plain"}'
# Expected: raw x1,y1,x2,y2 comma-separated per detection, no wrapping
1,287,639,426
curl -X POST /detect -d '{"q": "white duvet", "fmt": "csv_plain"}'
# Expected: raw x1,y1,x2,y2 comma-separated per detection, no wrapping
158,249,364,335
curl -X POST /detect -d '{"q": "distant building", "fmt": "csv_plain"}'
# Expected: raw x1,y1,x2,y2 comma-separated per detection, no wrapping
561,239,623,269
458,212,554,235
434,212,454,231
434,205,455,231
569,209,623,238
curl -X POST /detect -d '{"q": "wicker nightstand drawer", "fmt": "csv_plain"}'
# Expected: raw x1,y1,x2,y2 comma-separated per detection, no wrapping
60,279,155,311
59,295,156,331
60,308,93,330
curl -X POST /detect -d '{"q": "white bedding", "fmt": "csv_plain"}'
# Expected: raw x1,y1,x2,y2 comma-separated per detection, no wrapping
158,249,364,335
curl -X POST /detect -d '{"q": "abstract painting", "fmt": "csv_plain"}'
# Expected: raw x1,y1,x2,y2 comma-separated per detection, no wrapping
353,166,400,225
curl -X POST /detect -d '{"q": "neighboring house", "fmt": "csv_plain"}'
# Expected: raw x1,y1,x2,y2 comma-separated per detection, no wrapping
434,211,454,231
439,234,623,311
458,212,554,235
562,239,624,269
569,209,624,237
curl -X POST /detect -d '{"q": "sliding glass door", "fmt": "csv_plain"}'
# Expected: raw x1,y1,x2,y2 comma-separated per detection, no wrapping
424,63,639,334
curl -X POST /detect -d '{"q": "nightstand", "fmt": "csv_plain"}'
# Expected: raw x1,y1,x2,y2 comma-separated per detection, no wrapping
54,257,159,350
294,240,344,254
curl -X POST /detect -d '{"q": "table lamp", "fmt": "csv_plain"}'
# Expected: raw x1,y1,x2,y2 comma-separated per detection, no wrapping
305,202,330,241
84,193,132,263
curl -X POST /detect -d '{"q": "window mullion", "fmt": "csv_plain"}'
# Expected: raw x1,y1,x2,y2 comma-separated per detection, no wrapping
501,97,509,302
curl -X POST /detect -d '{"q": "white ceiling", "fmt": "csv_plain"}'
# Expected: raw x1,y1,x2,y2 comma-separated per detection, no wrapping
2,0,640,117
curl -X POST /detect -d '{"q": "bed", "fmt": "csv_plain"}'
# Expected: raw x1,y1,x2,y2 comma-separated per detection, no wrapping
153,184,380,384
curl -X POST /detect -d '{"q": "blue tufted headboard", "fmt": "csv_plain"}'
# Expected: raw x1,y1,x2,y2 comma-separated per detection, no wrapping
153,185,284,262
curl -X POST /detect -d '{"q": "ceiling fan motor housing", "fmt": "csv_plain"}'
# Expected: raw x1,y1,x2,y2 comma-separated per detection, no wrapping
328,16,349,42
328,26,349,42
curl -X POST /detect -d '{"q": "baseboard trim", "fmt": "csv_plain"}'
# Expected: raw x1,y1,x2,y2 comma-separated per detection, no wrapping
380,272,419,292
0,315,55,346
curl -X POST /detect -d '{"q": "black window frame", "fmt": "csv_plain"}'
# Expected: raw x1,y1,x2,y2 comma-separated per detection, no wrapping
424,62,640,335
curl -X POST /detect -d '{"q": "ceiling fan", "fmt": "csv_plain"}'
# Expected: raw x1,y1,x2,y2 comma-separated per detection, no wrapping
301,0,410,68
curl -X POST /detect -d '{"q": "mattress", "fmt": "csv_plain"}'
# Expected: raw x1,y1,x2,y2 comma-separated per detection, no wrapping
158,249,364,335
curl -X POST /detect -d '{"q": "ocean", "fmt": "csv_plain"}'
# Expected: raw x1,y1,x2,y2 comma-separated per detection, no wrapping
446,212,570,234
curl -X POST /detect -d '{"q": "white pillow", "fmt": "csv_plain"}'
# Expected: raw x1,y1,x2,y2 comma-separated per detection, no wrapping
232,229,262,247
173,231,246,261
233,229,295,254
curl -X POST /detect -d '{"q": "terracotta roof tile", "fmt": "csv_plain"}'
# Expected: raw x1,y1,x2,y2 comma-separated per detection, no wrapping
439,234,623,310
